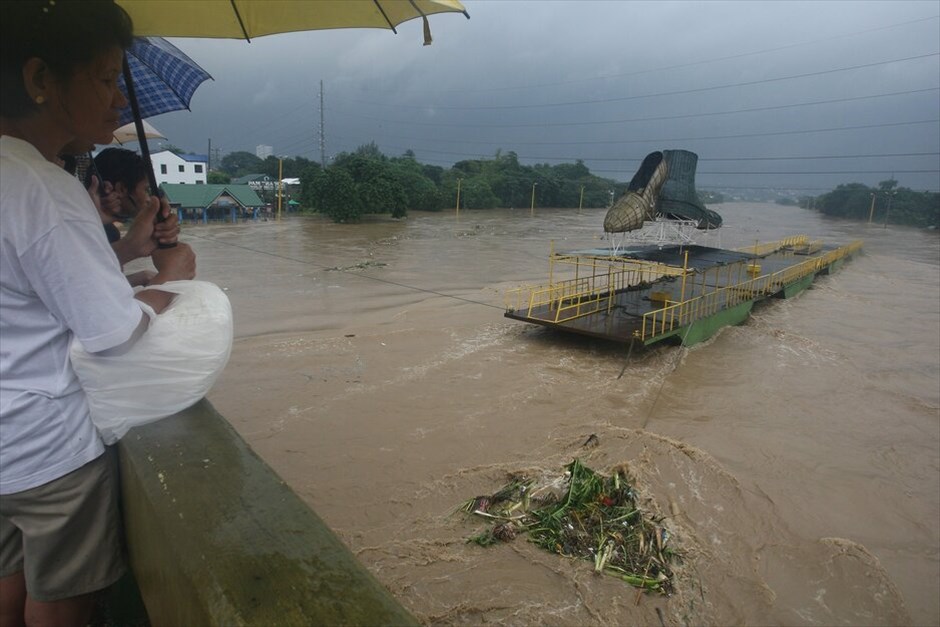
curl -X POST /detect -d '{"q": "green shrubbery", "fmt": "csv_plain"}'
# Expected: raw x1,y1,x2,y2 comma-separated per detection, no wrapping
802,180,939,228
298,144,623,223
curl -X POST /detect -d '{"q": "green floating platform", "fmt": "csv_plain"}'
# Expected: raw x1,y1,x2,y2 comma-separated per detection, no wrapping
506,238,861,348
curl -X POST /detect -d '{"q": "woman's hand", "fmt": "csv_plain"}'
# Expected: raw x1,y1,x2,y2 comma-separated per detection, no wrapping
150,242,196,284
125,270,156,287
111,194,156,265
86,175,120,218
136,242,197,314
152,194,180,246
112,194,180,264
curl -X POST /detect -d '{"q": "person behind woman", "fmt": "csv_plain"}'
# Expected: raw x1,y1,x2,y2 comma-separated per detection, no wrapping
93,147,169,285
92,147,148,240
0,2,196,626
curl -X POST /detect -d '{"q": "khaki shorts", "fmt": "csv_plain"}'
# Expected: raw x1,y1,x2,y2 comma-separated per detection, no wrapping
0,451,126,602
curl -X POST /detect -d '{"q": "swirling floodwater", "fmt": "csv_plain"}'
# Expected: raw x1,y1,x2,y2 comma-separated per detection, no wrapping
173,203,938,625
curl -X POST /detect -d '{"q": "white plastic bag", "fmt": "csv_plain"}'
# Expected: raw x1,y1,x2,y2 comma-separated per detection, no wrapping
70,280,233,444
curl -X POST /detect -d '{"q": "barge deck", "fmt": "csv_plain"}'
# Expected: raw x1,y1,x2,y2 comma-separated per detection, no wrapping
504,235,862,347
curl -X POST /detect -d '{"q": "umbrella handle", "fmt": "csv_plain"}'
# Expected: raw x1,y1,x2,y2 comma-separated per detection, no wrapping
122,55,176,249
153,188,176,250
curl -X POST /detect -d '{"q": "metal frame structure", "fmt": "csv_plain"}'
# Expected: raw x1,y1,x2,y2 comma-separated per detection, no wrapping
505,236,863,345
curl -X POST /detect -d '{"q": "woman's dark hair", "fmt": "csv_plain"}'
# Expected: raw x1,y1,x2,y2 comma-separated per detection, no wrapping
0,0,134,118
93,147,147,193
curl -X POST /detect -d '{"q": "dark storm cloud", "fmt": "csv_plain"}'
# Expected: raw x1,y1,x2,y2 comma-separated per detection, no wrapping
149,1,940,192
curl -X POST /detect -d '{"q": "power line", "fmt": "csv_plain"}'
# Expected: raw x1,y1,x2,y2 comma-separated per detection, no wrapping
216,15,940,158
220,74,939,152
696,184,889,192
330,119,940,149
706,153,939,161
184,232,506,311
340,53,940,111
226,94,940,165
349,14,940,96
324,119,940,165
223,41,939,156
398,152,939,188
336,87,940,129
699,170,939,175
365,140,940,163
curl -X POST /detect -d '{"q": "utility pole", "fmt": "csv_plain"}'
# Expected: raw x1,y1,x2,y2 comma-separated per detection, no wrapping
277,158,283,222
868,192,876,224
883,190,897,229
207,138,211,171
318,80,326,167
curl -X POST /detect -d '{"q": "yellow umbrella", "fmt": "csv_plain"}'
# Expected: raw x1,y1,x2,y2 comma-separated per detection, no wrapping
114,0,469,239
117,0,469,44
112,119,166,145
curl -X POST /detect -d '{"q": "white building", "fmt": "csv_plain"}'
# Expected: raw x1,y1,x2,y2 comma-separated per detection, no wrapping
256,144,273,160
152,150,207,186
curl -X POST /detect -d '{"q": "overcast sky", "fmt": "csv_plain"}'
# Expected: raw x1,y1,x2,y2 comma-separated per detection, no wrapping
146,1,940,193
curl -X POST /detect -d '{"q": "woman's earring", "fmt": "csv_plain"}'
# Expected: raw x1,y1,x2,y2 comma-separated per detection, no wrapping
35,96,45,105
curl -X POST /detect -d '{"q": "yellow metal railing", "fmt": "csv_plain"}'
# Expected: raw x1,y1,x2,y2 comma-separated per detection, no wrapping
790,239,824,254
505,255,689,324
734,235,809,256
638,240,862,341
505,238,862,336
504,267,621,323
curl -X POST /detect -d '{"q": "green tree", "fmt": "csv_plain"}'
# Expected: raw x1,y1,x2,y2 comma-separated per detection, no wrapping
354,141,386,161
359,176,408,218
552,160,591,180
220,151,264,177
333,153,384,183
421,164,444,185
816,183,871,220
813,182,939,227
441,151,619,210
301,140,629,219
318,167,361,223
261,156,281,179
256,155,318,179
207,171,230,184
299,164,324,210
333,150,422,218
391,159,442,211
458,178,499,209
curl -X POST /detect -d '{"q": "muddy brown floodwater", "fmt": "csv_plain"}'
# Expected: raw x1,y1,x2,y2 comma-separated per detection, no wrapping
161,203,938,625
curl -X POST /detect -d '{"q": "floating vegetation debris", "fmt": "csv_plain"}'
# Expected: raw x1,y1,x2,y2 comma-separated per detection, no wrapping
325,261,388,272
460,459,677,594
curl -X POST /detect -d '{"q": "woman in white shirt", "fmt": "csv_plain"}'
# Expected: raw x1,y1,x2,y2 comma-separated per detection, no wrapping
0,2,196,625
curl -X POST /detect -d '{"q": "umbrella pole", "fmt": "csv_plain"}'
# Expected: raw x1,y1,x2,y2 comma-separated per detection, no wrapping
122,56,157,196
86,152,104,189
122,55,175,247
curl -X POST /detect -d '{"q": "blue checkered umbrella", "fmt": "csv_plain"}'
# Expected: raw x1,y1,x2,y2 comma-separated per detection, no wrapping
119,37,211,239
118,37,212,125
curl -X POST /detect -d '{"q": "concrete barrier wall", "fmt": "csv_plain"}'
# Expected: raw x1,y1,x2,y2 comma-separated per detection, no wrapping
117,399,417,626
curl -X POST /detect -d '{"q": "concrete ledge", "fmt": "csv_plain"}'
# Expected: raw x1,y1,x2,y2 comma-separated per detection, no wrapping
117,399,417,626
